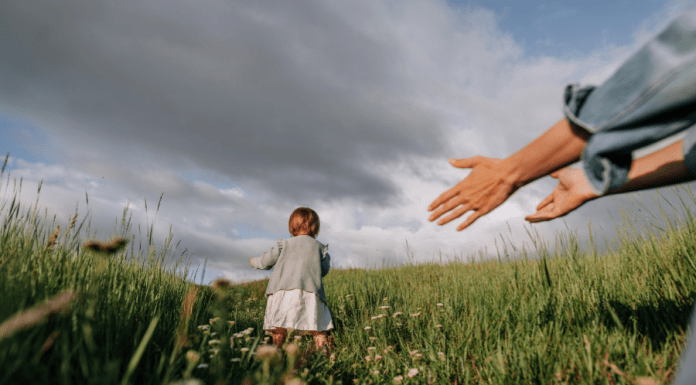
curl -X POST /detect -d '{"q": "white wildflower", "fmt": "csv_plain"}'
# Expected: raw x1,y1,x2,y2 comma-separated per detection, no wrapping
197,325,209,331
365,356,372,362
208,339,221,346
438,352,445,361
435,324,443,328
408,368,419,378
367,347,376,351
364,326,371,331
197,363,208,369
436,303,443,307
240,348,250,353
410,312,421,317
375,354,382,361
409,350,418,357
209,317,219,324
373,370,380,375
230,358,241,362
393,375,403,383
346,294,353,298
379,306,390,309
393,312,402,317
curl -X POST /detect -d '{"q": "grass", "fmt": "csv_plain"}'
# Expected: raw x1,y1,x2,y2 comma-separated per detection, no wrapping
1,153,696,383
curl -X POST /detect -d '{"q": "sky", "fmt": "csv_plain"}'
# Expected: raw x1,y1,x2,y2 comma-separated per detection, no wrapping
1,0,696,284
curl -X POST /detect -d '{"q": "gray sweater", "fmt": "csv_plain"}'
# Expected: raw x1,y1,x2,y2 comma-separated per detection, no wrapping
250,235,331,303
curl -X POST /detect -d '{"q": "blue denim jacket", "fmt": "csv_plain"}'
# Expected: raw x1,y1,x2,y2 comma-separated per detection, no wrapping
563,9,696,195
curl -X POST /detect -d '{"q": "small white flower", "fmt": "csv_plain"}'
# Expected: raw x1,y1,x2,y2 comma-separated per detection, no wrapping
435,324,443,328
410,312,421,317
329,353,336,361
438,352,445,361
436,303,443,307
197,325,209,331
208,348,219,355
230,358,241,362
373,370,380,375
379,306,390,309
364,326,371,331
378,314,384,318
197,363,209,369
210,332,218,337
208,339,221,345
294,335,302,340
371,316,378,320
367,347,376,351
240,348,250,353
396,323,402,326
393,312,402,317
209,317,219,324
346,294,353,298
227,320,235,326
365,356,372,362
369,337,376,341
408,368,419,378
383,298,388,301
409,350,419,357
374,354,382,361
393,375,403,383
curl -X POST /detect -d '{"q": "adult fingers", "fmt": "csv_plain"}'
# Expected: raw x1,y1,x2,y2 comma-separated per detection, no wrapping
456,210,484,231
536,193,555,211
525,211,554,223
448,156,485,169
428,187,460,212
437,204,472,225
429,194,468,221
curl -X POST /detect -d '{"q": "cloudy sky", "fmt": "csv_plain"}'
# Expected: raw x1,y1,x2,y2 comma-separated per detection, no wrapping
2,0,696,284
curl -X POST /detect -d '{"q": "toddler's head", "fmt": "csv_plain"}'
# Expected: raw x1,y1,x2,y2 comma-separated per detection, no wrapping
289,207,320,238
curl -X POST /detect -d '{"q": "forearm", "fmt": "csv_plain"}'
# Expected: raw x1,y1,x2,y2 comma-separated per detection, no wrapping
609,140,695,195
501,118,589,189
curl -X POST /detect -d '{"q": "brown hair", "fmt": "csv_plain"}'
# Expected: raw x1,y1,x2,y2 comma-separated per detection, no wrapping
288,207,320,237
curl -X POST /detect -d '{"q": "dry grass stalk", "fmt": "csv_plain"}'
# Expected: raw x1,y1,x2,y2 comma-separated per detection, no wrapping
0,290,76,341
44,226,60,252
176,286,199,349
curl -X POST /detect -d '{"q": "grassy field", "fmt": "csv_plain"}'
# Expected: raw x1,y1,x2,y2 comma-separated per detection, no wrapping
2,158,696,384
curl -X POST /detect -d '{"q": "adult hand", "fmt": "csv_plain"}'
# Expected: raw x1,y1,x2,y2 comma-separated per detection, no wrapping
525,168,598,223
428,156,517,231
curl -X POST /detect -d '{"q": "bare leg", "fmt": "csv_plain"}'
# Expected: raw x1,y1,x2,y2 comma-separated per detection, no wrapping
272,327,287,348
311,331,329,356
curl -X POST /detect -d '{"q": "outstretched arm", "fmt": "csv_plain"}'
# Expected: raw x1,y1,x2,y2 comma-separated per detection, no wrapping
428,118,590,231
526,140,695,222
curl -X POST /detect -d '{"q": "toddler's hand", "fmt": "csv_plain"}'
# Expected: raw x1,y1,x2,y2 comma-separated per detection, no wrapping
525,168,597,223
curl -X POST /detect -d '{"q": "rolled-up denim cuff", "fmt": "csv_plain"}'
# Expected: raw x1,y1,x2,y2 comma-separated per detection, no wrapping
563,84,597,134
682,126,696,175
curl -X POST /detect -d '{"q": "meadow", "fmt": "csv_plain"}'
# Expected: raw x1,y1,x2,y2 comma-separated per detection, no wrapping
1,154,696,384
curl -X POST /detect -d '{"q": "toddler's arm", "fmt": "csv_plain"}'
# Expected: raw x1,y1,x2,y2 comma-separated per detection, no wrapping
320,244,331,277
250,240,283,270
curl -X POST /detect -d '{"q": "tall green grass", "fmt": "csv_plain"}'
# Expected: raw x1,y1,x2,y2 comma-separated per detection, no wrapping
2,151,696,383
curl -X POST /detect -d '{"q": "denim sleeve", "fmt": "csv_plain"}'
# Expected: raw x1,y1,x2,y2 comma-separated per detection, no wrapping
683,126,696,175
563,9,696,195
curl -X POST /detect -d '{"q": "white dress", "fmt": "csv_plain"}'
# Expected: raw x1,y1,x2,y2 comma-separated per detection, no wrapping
262,289,334,334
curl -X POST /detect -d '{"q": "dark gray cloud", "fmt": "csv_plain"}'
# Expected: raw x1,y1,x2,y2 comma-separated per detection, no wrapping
0,0,448,205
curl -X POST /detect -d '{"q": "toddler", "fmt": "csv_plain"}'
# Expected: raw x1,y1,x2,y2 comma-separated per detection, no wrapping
250,207,333,353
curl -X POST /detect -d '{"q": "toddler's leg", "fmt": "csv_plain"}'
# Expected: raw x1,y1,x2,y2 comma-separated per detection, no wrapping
311,331,329,355
272,327,287,348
